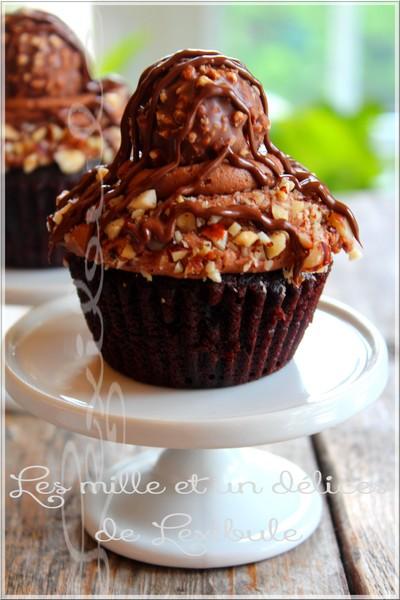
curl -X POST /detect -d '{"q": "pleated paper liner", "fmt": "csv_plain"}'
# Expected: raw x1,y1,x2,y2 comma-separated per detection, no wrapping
68,253,329,389
6,163,92,268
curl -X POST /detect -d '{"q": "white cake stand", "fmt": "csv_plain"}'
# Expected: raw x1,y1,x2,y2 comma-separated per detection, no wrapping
5,295,388,568
5,267,74,305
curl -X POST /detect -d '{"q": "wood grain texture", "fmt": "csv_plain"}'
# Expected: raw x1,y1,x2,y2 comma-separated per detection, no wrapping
5,417,349,596
313,361,398,598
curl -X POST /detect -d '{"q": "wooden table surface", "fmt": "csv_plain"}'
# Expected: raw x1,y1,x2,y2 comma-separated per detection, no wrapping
4,192,398,598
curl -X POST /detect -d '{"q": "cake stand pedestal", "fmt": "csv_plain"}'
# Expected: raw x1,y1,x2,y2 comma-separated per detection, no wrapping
5,295,388,568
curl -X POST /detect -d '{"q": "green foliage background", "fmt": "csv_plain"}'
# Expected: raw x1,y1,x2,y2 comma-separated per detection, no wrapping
96,4,394,192
271,104,381,191
221,4,394,191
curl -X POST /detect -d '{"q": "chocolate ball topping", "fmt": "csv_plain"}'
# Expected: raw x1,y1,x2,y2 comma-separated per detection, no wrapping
114,50,270,168
5,9,91,98
135,56,270,165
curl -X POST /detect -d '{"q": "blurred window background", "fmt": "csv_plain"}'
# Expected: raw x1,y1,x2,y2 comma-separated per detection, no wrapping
5,1,397,194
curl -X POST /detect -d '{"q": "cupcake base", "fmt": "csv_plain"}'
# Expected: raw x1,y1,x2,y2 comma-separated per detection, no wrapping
67,254,329,389
6,163,91,268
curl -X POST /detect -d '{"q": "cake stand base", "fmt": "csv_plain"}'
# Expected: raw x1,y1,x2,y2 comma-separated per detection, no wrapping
83,448,322,568
6,295,387,568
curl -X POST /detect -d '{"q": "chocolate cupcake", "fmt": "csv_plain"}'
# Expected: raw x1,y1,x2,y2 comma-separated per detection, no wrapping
49,49,361,388
5,9,129,268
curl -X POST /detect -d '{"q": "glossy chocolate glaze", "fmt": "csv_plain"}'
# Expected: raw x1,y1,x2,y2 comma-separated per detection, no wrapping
49,49,360,276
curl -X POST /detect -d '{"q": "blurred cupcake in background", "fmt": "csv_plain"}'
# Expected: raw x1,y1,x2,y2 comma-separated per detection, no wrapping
5,9,129,268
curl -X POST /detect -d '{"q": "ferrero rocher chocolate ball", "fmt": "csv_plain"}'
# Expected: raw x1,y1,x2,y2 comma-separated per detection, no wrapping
5,9,90,98
137,59,270,165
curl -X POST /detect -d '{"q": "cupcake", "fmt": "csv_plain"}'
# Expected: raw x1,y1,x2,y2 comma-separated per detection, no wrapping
5,9,129,268
48,49,361,388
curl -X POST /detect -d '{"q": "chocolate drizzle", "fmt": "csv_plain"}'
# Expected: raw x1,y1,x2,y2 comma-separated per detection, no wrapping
49,49,360,277
6,79,125,129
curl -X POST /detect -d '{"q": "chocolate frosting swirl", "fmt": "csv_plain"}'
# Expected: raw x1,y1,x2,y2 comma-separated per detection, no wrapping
49,49,360,278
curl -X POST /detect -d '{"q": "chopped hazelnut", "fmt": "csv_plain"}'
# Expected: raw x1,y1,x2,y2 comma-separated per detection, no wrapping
103,147,114,163
31,126,47,143
348,246,363,261
53,202,72,225
243,262,252,272
23,153,38,174
291,199,305,216
265,232,287,259
96,166,109,181
131,209,145,220
282,177,295,192
174,230,183,243
49,34,63,48
205,261,222,283
203,223,228,251
196,75,213,87
171,249,188,262
297,231,313,250
121,243,136,260
128,189,157,211
17,54,29,66
182,64,196,80
303,243,324,269
258,231,271,245
49,123,64,141
272,203,289,220
198,240,213,256
232,111,247,128
208,215,222,225
5,124,20,141
228,222,242,237
226,71,238,84
328,213,353,242
105,218,124,240
103,93,123,114
54,149,86,174
214,230,228,251
234,230,259,247
176,212,196,232
174,261,184,274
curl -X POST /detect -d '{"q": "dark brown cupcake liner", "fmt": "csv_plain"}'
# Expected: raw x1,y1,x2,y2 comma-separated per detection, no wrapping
67,254,329,389
5,163,92,268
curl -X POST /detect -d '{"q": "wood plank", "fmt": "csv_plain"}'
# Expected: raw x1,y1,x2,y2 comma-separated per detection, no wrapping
5,415,349,596
313,361,398,598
